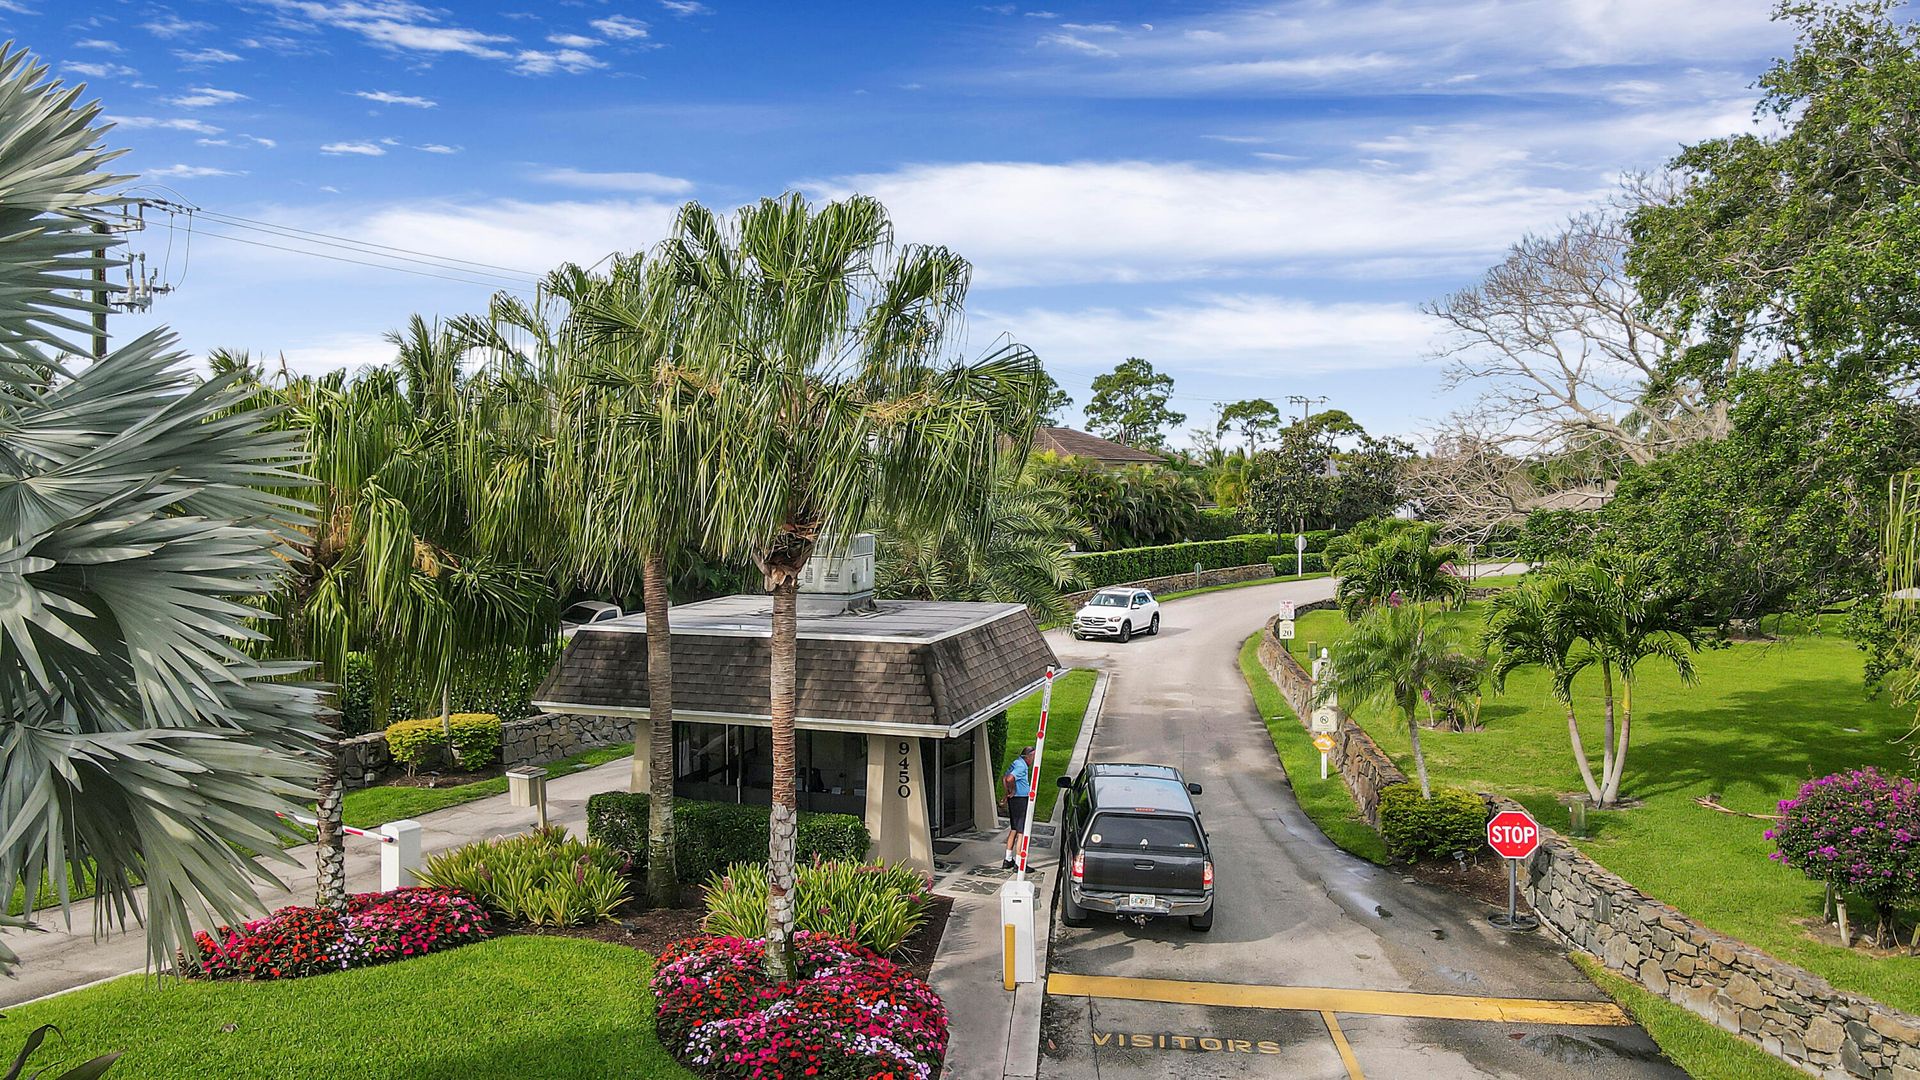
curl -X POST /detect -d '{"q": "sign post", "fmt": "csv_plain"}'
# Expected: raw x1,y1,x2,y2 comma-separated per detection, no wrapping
1295,531,1307,577
1486,809,1542,932
1002,665,1058,989
1278,600,1295,621
1311,733,1335,779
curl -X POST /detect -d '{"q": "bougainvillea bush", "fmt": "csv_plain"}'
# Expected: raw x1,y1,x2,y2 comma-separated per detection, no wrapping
651,932,949,1080
1768,768,1920,936
184,887,491,980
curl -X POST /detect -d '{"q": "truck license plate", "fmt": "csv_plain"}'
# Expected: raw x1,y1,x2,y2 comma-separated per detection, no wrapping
1127,893,1157,909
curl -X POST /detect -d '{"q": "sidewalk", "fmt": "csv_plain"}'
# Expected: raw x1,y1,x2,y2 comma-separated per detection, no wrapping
0,757,635,1008
928,670,1109,1080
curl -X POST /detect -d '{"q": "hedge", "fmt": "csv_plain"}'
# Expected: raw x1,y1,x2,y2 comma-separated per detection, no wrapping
1378,784,1489,862
1069,536,1277,588
585,793,870,884
385,713,502,773
1188,507,1247,542
1267,553,1326,575
1275,530,1335,554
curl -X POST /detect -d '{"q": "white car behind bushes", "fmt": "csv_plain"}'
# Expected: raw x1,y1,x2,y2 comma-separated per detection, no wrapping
1071,588,1159,642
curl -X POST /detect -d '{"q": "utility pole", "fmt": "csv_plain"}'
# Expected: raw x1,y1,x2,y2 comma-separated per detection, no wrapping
91,220,108,360
1284,395,1330,553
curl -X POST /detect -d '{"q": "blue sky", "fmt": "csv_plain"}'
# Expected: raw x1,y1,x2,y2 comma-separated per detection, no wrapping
33,0,1794,443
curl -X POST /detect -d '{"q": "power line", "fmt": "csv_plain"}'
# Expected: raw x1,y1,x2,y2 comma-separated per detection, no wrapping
189,227,536,294
192,208,542,278
189,213,538,291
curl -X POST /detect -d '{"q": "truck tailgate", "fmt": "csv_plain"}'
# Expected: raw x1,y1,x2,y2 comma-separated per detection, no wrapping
1082,812,1206,893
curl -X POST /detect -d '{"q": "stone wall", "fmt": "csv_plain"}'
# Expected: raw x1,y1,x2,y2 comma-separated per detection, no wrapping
1502,794,1920,1078
337,711,637,791
1255,611,1408,826
1062,562,1278,610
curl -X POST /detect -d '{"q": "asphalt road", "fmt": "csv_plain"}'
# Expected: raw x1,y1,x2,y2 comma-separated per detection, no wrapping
1039,577,1686,1080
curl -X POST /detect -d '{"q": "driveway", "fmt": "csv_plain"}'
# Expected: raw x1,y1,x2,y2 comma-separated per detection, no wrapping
1040,577,1683,1080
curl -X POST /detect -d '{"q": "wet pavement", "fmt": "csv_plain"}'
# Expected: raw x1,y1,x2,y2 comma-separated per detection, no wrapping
1039,578,1686,1080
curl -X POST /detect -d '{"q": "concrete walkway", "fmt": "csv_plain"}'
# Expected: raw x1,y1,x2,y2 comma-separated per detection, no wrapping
0,757,636,1008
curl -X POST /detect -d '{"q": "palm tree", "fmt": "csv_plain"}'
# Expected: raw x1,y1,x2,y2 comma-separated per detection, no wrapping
1315,603,1459,798
1333,523,1467,617
1553,554,1700,806
1484,573,1603,802
668,195,1041,975
546,255,712,907
876,453,1090,621
0,48,330,973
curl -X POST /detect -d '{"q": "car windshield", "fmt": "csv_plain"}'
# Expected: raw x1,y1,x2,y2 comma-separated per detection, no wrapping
1087,813,1201,852
562,603,605,623
1089,593,1130,608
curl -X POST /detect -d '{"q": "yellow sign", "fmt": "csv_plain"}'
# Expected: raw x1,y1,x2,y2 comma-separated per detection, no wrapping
1312,733,1335,752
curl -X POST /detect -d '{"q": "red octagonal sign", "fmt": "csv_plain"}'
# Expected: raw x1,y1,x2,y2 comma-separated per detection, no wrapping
1487,810,1541,859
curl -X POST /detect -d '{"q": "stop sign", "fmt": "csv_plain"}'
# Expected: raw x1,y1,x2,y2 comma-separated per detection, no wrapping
1486,810,1540,859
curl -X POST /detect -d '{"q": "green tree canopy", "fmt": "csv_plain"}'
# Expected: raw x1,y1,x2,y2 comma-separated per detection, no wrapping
1084,357,1184,449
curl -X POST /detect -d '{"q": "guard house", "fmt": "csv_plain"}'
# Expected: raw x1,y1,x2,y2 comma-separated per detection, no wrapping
532,536,1056,873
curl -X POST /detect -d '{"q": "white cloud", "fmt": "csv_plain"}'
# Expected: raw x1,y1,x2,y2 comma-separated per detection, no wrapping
975,294,1433,377
354,89,438,107
108,115,223,134
514,49,606,75
274,332,395,378
659,0,709,13
261,0,512,61
418,143,461,154
166,86,247,107
196,137,231,146
547,33,600,47
244,133,277,148
533,167,693,194
1040,34,1116,58
64,62,139,79
144,15,211,38
75,38,123,52
146,164,243,178
321,141,387,156
175,48,242,64
590,15,649,40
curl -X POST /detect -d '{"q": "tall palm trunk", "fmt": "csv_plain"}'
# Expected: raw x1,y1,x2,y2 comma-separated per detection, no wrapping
1402,702,1433,799
315,712,348,910
1603,676,1633,806
1597,661,1618,807
641,551,679,908
1566,702,1603,803
764,575,801,978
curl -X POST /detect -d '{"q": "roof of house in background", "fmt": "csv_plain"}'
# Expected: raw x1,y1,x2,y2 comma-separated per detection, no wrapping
533,597,1056,737
1032,425,1167,467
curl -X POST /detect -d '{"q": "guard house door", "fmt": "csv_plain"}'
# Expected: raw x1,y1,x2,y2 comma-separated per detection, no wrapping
920,735,976,837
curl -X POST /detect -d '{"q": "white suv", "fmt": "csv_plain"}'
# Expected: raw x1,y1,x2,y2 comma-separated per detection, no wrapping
1071,588,1160,643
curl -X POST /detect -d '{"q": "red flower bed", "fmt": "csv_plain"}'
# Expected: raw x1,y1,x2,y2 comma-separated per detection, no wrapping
185,887,491,980
652,933,948,1080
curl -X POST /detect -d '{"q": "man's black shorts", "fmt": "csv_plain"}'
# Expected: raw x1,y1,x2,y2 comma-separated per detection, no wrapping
1006,795,1030,829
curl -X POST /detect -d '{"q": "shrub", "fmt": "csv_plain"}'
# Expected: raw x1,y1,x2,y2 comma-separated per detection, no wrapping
384,713,502,773
1768,768,1920,931
652,932,948,1080
1189,507,1246,541
416,826,630,925
585,793,871,883
1378,784,1489,863
702,860,932,957
1267,553,1326,575
340,644,563,736
184,888,490,980
1069,536,1276,589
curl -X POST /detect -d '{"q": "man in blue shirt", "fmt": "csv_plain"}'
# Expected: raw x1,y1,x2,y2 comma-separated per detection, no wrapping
1002,745,1035,869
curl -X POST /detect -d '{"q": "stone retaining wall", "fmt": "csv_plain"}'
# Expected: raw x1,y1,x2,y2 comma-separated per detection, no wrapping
337,711,637,791
1062,562,1277,610
1502,794,1920,1078
1255,612,1407,826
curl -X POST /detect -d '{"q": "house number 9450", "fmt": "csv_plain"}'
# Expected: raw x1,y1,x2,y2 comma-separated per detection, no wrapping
896,741,912,799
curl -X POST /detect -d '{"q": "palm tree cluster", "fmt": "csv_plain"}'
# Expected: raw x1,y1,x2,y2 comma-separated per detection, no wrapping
1331,522,1468,617
1025,452,1205,549
0,47,329,972
1483,555,1701,806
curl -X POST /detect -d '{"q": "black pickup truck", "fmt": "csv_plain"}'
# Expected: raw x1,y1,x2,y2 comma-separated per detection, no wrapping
1056,762,1214,932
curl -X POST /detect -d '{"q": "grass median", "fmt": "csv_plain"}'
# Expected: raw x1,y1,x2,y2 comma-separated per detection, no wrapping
999,668,1098,822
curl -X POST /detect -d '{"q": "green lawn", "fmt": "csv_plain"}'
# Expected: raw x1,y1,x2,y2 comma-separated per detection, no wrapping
1290,603,1920,1014
1237,633,1390,864
0,936,694,1080
1571,954,1803,1080
7,742,635,917
1000,668,1098,821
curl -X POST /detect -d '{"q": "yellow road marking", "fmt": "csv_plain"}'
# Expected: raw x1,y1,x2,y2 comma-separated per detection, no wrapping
1047,973,1631,1027
1320,1011,1366,1080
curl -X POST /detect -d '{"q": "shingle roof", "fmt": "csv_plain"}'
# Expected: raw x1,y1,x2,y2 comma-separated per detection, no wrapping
1032,426,1166,466
534,597,1057,735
